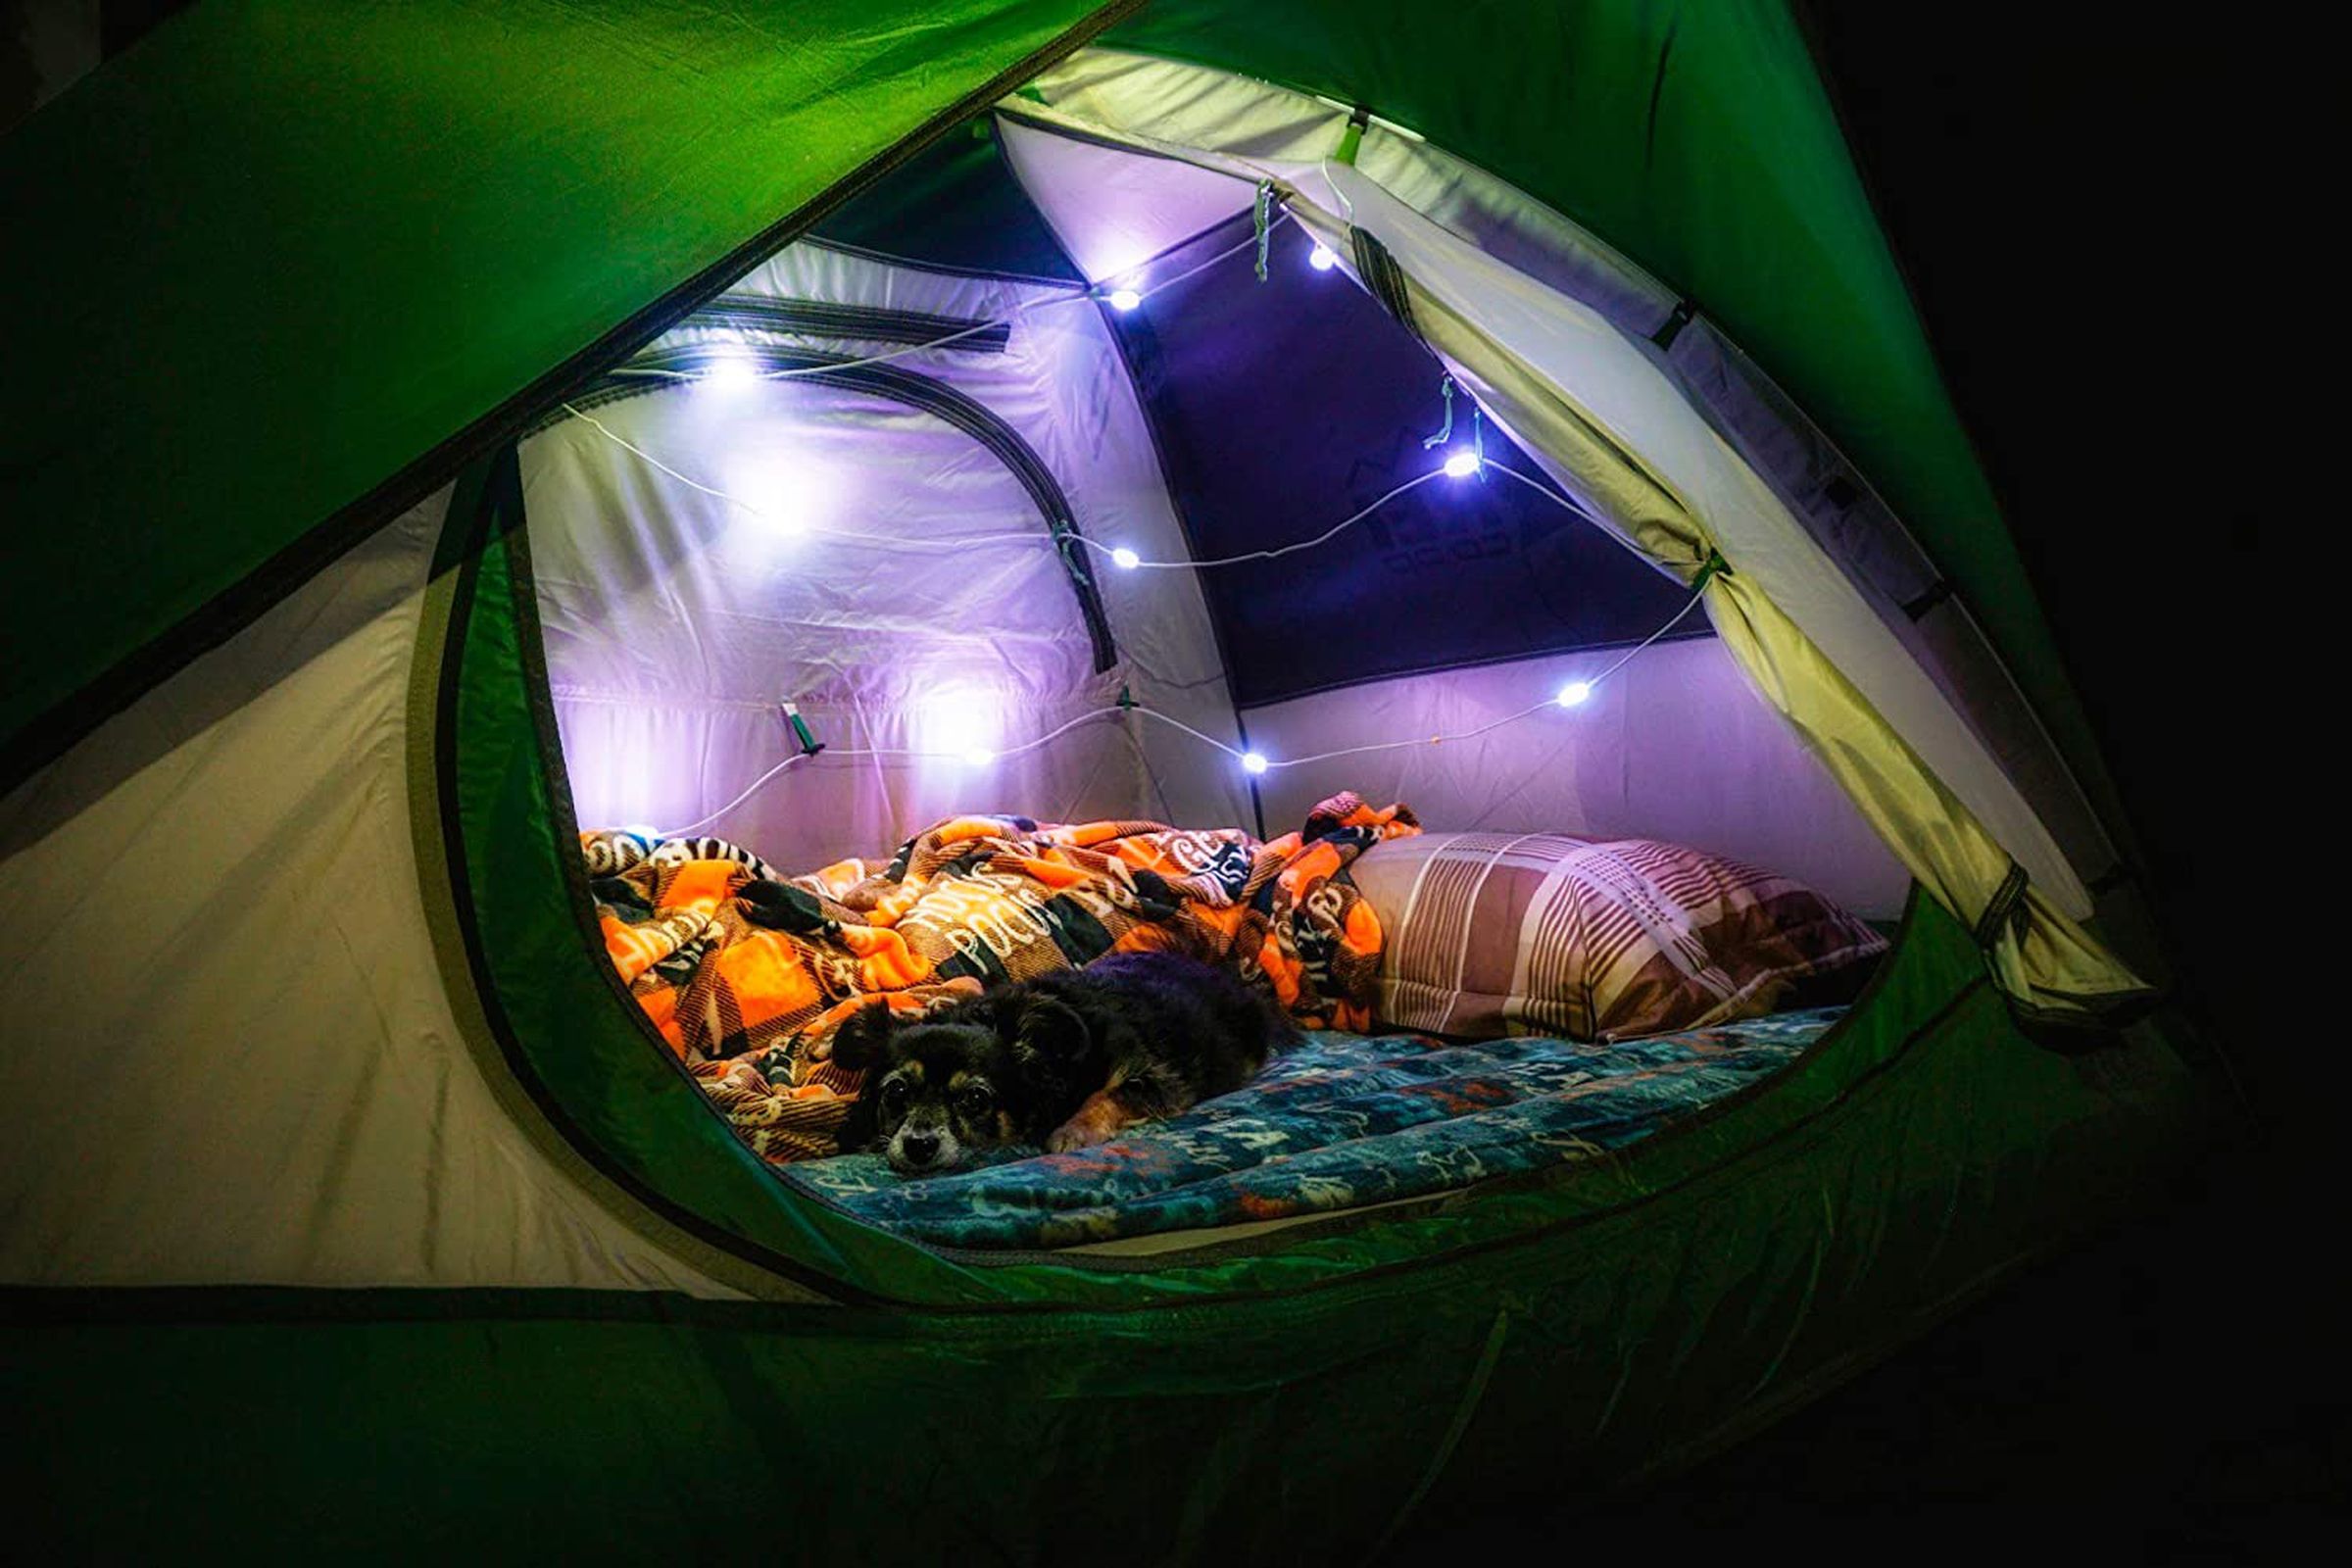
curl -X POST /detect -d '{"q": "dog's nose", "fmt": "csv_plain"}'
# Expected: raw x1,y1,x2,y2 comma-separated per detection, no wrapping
898,1130,940,1165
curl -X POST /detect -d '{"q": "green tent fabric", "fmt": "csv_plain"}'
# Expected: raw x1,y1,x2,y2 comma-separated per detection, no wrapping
0,0,1125,787
2,2,2212,1554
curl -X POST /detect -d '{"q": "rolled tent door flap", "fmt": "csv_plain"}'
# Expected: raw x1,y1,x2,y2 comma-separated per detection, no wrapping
1266,178,2153,1029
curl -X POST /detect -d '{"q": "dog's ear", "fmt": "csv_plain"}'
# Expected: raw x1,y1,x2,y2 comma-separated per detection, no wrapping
829,1004,898,1155
836,1072,881,1152
1010,995,1091,1070
826,1001,897,1073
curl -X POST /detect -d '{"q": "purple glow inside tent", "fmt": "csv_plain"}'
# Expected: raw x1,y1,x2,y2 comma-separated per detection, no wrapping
515,114,1909,919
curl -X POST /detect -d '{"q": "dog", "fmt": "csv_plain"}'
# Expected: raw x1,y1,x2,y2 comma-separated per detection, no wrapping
830,952,1297,1175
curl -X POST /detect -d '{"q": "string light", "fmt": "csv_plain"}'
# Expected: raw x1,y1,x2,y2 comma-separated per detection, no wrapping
564,200,1728,843
564,396,1531,569
700,351,762,393
1079,466,1462,571
564,394,1621,581
641,571,1714,836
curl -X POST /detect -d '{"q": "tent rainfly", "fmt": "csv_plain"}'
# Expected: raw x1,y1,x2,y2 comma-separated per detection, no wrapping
3,2,2208,1557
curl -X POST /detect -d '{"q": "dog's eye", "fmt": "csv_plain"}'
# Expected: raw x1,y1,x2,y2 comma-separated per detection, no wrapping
954,1085,993,1119
880,1078,908,1113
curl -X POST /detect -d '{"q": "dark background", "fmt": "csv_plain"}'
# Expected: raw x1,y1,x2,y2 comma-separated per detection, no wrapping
7,0,2334,1549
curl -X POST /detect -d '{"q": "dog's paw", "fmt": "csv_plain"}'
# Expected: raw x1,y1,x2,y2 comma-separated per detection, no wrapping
1045,1122,1103,1153
1046,1093,1132,1152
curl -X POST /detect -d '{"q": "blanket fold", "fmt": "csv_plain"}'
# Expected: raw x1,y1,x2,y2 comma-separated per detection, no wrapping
583,794,1419,1163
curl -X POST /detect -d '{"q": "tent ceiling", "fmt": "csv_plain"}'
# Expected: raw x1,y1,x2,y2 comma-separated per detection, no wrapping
1096,0,2125,854
1088,214,1701,707
997,114,1264,283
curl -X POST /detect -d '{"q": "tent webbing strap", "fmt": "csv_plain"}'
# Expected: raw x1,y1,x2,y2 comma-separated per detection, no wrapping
1334,103,1372,165
1348,229,1422,344
1972,859,2032,952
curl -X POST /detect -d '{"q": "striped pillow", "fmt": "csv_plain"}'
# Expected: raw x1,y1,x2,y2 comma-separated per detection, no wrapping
1348,832,1886,1043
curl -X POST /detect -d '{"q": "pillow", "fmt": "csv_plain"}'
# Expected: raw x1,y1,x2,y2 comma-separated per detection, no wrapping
1347,832,1887,1042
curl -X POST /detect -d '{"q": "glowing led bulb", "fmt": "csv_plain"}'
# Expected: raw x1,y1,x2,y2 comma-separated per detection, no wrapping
1442,450,1481,478
1106,287,1143,311
1110,546,1141,569
701,353,760,392
1308,243,1339,271
1241,751,1270,775
1556,680,1592,708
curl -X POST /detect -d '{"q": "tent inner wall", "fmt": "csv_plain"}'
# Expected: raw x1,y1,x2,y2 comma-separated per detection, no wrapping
521,219,1906,912
1246,641,1909,919
522,241,1250,866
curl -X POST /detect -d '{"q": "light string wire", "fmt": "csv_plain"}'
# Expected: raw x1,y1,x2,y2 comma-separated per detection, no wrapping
654,705,1129,837
553,414,1591,570
556,402,1053,553
558,212,1301,555
566,197,1709,835
650,573,1716,837
1074,468,1452,569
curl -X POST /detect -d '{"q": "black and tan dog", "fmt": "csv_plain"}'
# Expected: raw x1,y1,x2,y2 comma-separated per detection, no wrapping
831,952,1296,1174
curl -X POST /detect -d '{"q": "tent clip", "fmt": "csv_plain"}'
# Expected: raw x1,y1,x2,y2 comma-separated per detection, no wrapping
1051,522,1091,584
778,700,826,759
1690,549,1734,593
1335,103,1372,166
1252,181,1275,281
1422,376,1456,449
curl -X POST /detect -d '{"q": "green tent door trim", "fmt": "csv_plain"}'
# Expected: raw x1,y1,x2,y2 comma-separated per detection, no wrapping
426,454,2203,1313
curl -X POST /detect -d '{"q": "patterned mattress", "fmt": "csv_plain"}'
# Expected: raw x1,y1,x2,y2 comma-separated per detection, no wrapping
791,1005,1845,1250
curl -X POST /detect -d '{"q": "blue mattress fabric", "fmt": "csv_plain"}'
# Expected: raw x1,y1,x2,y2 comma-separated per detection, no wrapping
792,1006,1845,1250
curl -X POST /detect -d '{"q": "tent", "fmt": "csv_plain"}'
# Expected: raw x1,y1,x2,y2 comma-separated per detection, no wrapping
3,2,2209,1555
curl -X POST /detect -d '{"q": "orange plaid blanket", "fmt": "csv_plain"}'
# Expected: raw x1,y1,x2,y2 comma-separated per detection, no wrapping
582,794,1420,1163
